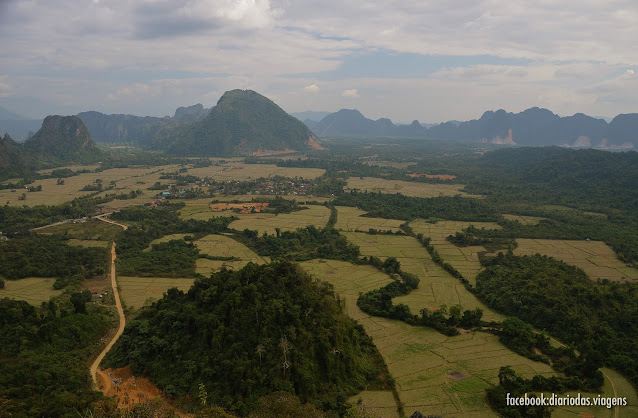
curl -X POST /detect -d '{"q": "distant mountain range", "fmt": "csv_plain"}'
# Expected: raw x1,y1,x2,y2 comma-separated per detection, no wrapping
2,95,637,152
302,107,637,149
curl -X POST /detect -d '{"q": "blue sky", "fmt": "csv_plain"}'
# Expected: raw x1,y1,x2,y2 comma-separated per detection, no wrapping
0,0,636,123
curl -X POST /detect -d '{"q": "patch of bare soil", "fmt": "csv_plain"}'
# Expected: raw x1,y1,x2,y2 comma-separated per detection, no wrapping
448,371,468,380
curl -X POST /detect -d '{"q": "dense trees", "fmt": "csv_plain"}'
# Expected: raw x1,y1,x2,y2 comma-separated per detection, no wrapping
104,261,385,415
0,298,112,416
475,252,638,387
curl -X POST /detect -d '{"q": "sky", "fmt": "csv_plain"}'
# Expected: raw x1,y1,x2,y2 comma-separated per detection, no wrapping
0,0,637,123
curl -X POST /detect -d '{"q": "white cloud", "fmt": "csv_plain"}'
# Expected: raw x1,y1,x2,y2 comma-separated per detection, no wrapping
304,84,320,93
341,89,359,97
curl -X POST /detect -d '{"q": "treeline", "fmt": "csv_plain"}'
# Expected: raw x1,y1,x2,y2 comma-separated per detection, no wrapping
475,252,638,387
356,256,482,336
333,191,497,222
0,235,108,288
0,297,112,416
112,203,235,276
236,225,360,262
104,261,387,415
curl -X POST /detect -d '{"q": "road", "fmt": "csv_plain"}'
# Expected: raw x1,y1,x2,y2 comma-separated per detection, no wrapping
90,215,128,391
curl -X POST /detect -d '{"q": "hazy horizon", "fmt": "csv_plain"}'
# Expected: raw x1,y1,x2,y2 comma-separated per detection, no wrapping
1,1,636,122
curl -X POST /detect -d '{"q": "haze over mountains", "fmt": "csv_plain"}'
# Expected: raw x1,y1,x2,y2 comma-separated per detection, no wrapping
303,108,637,149
1,90,637,153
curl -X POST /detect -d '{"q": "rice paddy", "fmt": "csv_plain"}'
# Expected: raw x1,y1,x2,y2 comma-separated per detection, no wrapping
194,234,269,275
340,232,504,322
344,177,479,198
334,206,404,232
409,219,503,286
300,259,555,417
117,276,195,310
228,205,331,235
185,162,325,181
514,239,638,282
0,277,62,305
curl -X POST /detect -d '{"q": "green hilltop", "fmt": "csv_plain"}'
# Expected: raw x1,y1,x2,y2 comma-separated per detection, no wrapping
156,89,322,156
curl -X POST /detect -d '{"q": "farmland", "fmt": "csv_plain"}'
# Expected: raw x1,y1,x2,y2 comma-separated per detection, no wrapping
228,205,331,235
340,232,504,322
514,239,638,282
0,277,63,305
194,234,269,275
334,206,404,232
36,219,122,241
0,164,183,207
300,259,555,417
117,276,195,309
502,214,546,225
186,162,325,181
409,219,502,286
344,176,479,198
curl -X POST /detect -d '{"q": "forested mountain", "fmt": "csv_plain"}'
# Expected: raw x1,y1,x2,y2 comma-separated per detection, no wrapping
156,89,322,156
104,260,378,415
0,133,29,179
304,107,637,148
77,103,211,146
22,115,104,167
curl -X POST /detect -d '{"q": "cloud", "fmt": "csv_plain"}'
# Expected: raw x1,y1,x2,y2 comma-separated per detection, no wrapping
304,84,320,93
341,89,359,97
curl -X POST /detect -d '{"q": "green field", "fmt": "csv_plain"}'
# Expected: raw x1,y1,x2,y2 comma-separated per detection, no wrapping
514,239,638,283
335,206,404,232
503,214,547,225
194,234,269,275
228,205,331,235
145,234,191,250
347,390,399,418
0,277,63,305
36,219,122,241
0,164,183,207
345,177,479,198
186,162,325,181
340,232,504,323
117,276,195,309
67,239,110,248
300,259,555,417
409,219,503,286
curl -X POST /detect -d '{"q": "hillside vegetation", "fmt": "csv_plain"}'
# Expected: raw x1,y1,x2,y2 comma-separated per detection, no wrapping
104,260,381,415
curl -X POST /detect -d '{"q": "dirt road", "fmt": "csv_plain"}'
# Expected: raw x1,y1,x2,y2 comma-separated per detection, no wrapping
90,216,127,391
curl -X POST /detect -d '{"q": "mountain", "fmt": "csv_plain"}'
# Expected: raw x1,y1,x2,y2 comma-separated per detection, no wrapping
158,89,323,156
311,109,427,137
0,105,27,121
306,107,637,148
0,133,30,180
172,103,211,122
289,110,332,122
77,104,210,146
23,115,103,166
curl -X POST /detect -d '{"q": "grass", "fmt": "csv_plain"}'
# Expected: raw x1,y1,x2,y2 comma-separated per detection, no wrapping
340,232,504,323
228,205,331,235
145,234,191,251
502,214,547,225
117,276,195,310
409,219,502,286
185,162,325,181
335,206,404,232
67,239,110,248
0,277,62,305
300,259,555,417
0,165,184,207
514,239,638,283
194,234,269,275
36,219,122,241
344,177,480,198
347,390,399,418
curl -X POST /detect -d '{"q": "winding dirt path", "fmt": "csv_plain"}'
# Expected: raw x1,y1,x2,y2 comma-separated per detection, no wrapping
90,215,127,391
